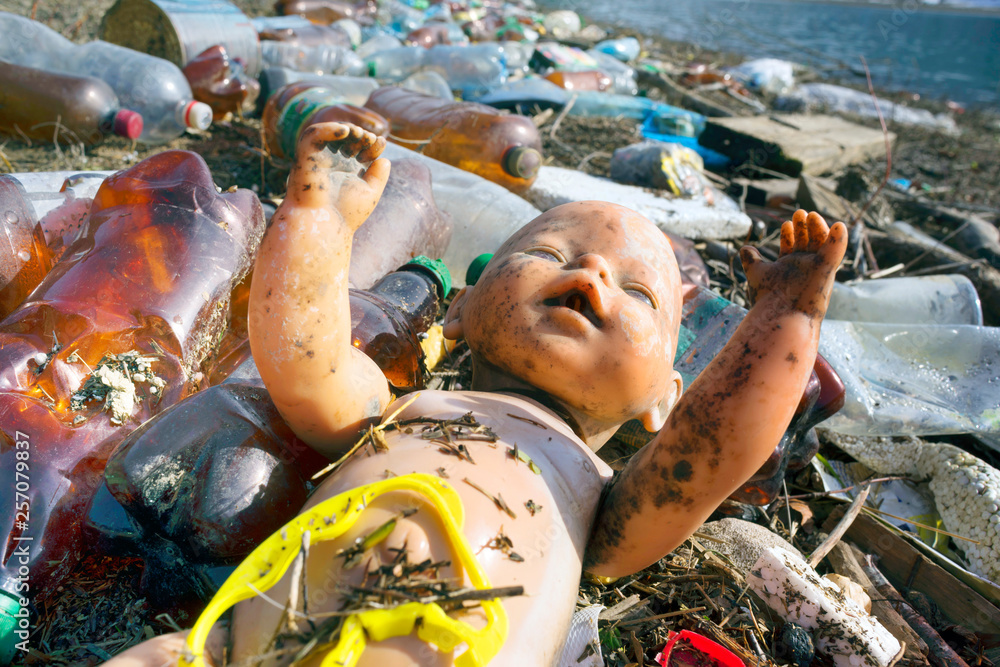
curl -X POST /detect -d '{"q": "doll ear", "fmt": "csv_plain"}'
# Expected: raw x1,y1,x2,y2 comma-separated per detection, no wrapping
442,286,471,340
639,370,683,433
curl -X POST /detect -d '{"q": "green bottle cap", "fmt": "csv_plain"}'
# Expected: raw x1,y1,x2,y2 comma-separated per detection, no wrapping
404,256,452,297
466,253,493,286
0,588,23,664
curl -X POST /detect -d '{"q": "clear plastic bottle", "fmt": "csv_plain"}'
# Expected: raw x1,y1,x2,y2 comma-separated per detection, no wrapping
262,81,389,159
356,32,404,60
826,275,982,326
260,40,366,77
82,258,451,608
364,86,542,193
422,43,507,98
401,69,454,99
0,149,264,608
0,11,212,145
365,45,427,81
586,49,639,96
0,62,144,146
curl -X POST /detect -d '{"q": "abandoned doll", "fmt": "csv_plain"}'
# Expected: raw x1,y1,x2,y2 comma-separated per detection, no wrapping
104,122,847,667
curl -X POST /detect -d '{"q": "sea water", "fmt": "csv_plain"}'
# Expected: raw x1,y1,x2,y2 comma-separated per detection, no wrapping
538,0,1000,107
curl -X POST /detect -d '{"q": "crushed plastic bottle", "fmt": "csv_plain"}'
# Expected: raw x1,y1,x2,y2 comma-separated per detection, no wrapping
0,10,212,144
0,171,115,262
0,150,265,605
421,43,508,98
365,86,543,193
0,177,53,319
82,258,451,608
610,141,713,199
262,81,389,159
275,0,369,24
182,45,260,121
0,62,144,146
826,275,982,326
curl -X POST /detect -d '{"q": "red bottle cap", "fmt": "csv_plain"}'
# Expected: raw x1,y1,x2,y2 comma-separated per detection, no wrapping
113,109,144,140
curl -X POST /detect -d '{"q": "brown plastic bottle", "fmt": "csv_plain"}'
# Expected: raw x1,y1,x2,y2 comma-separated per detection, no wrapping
0,150,265,605
262,81,390,159
0,61,143,146
544,70,613,93
406,24,454,48
82,258,451,610
0,177,54,320
364,86,544,194
275,0,371,24
182,45,261,121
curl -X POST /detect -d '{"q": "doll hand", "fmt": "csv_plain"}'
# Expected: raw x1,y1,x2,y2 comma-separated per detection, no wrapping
739,210,847,320
285,121,390,232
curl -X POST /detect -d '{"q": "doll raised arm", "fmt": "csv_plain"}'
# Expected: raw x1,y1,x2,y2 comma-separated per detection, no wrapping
585,210,847,577
248,122,392,456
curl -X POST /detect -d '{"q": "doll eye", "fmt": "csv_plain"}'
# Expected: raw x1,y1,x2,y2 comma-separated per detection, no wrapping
624,286,656,309
524,247,564,262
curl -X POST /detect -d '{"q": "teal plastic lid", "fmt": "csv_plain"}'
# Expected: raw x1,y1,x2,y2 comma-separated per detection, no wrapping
466,253,493,286
0,588,22,664
404,256,452,297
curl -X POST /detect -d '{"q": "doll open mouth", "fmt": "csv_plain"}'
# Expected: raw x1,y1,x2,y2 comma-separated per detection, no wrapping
544,289,602,327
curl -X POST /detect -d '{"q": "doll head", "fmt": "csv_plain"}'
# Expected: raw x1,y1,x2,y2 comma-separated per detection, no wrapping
443,201,684,446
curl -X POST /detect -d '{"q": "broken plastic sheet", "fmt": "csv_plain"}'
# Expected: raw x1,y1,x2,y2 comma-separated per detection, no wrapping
818,320,1000,441
557,604,605,667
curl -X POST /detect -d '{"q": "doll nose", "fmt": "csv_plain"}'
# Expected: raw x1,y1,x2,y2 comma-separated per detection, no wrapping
575,253,614,286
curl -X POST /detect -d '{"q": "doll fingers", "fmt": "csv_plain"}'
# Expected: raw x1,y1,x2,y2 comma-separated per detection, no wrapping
362,157,391,196
739,246,766,282
780,220,795,256
818,221,849,266
805,212,830,252
793,209,810,252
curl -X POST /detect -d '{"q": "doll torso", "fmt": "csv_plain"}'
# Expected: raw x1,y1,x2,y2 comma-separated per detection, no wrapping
231,389,612,667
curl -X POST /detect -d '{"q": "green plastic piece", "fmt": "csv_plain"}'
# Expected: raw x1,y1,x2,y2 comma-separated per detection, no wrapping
404,256,452,297
0,588,23,664
465,253,493,286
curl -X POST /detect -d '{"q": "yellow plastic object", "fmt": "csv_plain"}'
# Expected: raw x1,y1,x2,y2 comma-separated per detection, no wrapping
181,473,508,667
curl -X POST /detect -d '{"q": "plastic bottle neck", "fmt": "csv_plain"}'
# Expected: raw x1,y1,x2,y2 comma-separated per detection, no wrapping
366,266,443,336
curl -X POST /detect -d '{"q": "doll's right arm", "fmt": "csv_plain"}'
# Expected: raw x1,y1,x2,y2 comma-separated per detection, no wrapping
249,123,392,458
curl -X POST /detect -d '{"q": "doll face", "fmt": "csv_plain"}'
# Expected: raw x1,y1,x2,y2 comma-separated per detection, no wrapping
456,201,683,427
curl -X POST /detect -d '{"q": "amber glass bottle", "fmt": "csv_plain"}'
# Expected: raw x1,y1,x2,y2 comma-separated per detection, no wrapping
83,257,451,609
262,81,390,159
0,150,264,606
364,86,544,194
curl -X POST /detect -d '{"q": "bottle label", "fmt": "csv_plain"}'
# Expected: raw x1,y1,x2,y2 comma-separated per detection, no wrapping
278,88,341,159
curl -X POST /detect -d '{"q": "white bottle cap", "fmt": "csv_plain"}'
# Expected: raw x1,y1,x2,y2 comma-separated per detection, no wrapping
183,101,213,130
